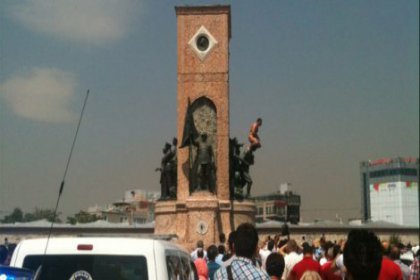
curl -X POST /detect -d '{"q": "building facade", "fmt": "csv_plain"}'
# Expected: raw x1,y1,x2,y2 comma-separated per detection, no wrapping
360,157,419,226
253,187,301,224
101,189,160,224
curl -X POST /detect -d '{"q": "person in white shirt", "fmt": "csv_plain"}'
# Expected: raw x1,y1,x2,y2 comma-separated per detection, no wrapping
279,239,303,280
260,239,275,270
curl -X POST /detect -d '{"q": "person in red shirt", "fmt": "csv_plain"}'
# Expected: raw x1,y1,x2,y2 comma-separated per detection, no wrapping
194,249,208,280
288,243,321,280
378,255,403,280
320,245,342,280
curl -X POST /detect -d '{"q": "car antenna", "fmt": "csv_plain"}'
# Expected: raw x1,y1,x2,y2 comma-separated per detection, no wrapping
34,89,90,279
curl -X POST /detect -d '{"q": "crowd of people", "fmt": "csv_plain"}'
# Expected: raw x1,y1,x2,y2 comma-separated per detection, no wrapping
190,223,420,280
1,227,419,280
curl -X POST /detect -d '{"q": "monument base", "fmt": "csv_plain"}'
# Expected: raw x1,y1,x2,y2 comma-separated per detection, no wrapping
154,192,256,251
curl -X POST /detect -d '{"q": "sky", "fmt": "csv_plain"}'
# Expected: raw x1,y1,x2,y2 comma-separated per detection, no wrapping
0,0,418,223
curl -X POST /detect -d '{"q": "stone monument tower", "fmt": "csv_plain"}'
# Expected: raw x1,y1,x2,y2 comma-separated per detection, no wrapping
155,5,256,250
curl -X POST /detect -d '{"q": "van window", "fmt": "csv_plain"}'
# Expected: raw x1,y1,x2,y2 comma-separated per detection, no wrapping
166,255,181,280
166,253,197,280
180,256,197,280
22,255,148,280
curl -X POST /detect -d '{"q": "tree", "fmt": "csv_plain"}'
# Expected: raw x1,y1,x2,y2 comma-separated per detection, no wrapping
66,211,99,224
26,208,62,223
1,208,23,223
0,208,61,224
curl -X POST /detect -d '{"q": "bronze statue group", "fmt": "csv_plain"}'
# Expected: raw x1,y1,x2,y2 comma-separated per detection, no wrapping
157,118,262,201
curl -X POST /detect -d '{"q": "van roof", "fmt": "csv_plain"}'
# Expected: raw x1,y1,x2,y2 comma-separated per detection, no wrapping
10,237,188,266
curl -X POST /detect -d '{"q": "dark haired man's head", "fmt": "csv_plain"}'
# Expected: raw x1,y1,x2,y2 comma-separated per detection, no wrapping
278,239,288,250
267,239,275,251
197,248,204,258
266,252,285,278
389,245,401,261
327,245,341,260
207,245,218,261
234,223,259,259
218,245,226,255
344,229,383,280
219,233,226,244
227,231,237,252
322,240,334,252
257,118,262,125
302,243,313,255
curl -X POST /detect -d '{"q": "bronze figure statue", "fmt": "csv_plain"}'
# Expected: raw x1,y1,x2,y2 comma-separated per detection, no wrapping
156,138,178,200
192,133,216,192
229,137,243,199
236,145,256,198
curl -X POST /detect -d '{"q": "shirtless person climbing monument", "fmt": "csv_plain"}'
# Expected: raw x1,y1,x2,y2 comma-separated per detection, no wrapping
248,118,262,150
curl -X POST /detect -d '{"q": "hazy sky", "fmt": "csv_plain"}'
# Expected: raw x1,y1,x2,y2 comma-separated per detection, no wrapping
1,0,418,222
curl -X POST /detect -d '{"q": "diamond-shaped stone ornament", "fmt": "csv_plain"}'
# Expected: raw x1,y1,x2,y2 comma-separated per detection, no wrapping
188,26,218,61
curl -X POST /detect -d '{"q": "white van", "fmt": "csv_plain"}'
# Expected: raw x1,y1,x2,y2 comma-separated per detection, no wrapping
10,237,197,280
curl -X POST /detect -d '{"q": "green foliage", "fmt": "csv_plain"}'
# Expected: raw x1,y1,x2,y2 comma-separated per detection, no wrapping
66,216,77,225
30,208,62,223
66,211,99,224
1,208,23,223
1,207,62,223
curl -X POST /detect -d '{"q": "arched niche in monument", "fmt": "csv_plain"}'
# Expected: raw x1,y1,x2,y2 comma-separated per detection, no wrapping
189,96,217,194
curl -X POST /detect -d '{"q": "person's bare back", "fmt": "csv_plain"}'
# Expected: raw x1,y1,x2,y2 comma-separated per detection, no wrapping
248,118,262,149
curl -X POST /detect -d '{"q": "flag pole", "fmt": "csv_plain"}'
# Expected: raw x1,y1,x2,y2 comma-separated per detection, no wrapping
189,137,193,194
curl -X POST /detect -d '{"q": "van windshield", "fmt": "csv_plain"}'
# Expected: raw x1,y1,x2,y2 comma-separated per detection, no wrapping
23,255,148,280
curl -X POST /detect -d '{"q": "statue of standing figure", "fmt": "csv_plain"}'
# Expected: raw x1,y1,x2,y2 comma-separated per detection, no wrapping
192,133,216,193
156,138,177,200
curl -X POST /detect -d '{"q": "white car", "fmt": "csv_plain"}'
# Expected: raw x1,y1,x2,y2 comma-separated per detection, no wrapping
10,237,197,280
